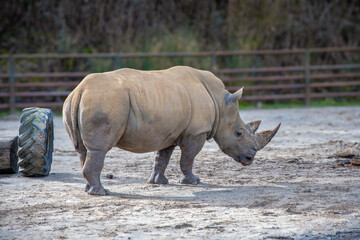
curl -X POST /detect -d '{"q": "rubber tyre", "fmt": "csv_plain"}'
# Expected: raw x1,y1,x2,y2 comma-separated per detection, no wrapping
17,107,54,177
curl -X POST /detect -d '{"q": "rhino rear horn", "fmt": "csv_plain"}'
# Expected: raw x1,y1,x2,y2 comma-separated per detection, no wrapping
248,120,261,133
256,123,281,150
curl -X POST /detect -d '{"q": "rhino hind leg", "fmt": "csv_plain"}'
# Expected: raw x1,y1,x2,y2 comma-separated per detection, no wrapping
78,151,91,192
148,145,175,184
82,150,108,195
179,134,206,185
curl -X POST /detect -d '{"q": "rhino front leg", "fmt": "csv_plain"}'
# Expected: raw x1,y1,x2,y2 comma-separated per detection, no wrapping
148,145,175,184
179,134,207,185
82,150,107,195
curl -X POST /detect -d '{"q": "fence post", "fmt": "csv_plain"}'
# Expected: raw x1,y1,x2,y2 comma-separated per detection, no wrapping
256,55,262,109
113,55,120,70
211,52,217,73
9,55,15,114
304,49,311,106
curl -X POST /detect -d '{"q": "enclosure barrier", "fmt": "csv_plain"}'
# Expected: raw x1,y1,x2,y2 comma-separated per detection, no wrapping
0,46,359,113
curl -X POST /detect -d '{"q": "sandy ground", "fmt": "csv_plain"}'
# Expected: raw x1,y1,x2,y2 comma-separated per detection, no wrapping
0,106,360,240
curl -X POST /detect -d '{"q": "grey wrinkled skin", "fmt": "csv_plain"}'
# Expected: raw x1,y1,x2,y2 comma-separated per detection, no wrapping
63,66,280,195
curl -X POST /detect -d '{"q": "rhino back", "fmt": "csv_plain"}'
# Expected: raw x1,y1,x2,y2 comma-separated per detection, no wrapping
114,67,216,152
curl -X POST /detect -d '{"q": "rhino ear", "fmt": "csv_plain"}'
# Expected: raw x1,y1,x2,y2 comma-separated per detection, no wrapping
225,87,244,105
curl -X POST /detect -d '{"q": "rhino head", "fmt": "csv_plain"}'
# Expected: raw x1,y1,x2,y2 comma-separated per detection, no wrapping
214,87,281,166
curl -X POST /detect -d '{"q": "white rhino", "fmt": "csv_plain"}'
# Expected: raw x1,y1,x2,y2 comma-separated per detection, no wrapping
63,66,280,195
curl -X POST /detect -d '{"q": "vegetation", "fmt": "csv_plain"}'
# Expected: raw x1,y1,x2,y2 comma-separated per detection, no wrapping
240,98,360,109
1,0,359,54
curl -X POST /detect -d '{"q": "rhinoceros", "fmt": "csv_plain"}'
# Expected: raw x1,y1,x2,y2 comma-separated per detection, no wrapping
63,66,280,195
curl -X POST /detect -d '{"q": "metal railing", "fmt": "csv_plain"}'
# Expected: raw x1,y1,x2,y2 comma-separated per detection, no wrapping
0,46,359,113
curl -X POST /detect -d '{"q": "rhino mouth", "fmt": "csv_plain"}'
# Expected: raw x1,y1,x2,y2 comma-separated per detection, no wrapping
238,156,254,166
220,148,254,166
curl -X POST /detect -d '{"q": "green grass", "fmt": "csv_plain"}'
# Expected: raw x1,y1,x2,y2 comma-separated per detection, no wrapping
239,98,360,110
0,110,9,117
309,98,360,107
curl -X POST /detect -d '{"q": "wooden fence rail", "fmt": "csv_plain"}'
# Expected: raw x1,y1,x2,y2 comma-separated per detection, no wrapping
0,47,359,113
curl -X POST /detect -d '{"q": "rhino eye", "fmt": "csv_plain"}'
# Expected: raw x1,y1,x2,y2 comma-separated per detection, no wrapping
235,131,242,137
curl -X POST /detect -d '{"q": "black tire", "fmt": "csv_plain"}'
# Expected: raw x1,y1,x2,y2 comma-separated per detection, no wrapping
17,107,54,177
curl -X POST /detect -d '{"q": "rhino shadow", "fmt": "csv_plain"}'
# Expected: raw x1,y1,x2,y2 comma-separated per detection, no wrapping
106,180,357,212
43,172,146,185
107,182,286,206
42,172,85,184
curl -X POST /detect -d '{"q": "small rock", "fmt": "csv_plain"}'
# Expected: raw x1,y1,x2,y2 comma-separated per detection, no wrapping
334,142,360,158
105,174,114,179
174,223,193,229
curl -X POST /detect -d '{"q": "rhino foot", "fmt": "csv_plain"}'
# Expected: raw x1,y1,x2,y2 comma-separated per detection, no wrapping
180,174,200,185
85,184,109,195
87,185,108,196
84,183,90,192
148,172,169,184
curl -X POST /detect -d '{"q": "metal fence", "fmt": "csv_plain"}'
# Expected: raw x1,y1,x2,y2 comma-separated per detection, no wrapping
0,47,359,113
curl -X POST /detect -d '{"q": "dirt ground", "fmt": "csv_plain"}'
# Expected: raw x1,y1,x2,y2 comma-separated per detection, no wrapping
1,106,360,240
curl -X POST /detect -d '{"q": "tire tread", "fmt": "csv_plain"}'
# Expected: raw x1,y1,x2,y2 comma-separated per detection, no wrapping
17,107,54,177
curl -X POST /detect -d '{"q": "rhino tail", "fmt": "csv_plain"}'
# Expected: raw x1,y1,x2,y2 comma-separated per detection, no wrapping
63,92,82,151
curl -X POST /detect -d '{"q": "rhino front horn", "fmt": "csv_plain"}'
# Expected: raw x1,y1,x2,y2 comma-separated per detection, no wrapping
256,123,281,150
